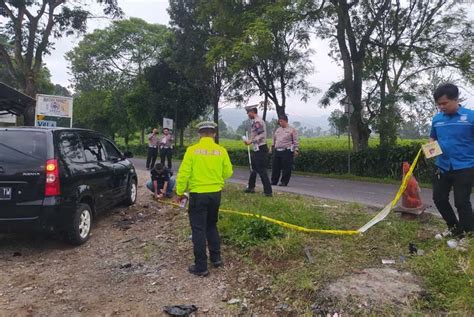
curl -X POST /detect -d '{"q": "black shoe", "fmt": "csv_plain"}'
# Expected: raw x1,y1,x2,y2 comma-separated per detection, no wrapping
244,188,255,193
188,265,209,277
264,193,273,197
211,260,224,268
271,182,278,186
278,183,287,187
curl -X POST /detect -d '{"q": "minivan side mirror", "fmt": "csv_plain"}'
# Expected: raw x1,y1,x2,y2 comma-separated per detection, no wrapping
123,151,133,159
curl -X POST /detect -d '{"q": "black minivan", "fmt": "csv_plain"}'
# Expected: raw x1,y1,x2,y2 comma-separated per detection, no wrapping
0,127,138,245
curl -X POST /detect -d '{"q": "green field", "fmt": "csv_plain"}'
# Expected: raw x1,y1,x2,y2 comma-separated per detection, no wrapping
116,135,423,151
219,136,421,151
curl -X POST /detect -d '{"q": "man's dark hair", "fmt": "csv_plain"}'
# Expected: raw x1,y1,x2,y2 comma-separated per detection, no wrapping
163,128,169,132
278,114,288,121
154,163,163,171
433,83,459,101
247,108,258,114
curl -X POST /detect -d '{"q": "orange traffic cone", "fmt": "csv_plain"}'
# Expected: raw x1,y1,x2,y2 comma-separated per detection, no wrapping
395,162,427,219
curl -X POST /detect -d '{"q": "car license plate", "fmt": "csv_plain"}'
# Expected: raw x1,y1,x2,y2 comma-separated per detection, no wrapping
0,187,12,200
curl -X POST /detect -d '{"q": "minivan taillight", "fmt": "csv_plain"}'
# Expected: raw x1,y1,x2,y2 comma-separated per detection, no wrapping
45,159,60,196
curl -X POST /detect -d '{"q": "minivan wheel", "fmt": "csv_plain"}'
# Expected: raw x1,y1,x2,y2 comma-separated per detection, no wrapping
66,203,92,245
124,178,137,206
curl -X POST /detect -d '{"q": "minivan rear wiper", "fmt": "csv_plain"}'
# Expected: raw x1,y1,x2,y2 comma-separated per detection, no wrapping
0,142,43,161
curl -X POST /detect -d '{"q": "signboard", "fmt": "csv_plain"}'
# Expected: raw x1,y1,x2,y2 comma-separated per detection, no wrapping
35,94,73,128
163,117,174,131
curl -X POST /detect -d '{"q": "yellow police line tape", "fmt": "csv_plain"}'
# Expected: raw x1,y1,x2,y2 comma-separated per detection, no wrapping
155,149,423,236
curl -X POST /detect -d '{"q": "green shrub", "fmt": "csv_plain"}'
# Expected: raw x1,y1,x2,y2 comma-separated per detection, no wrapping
219,215,285,248
120,138,433,183
222,143,433,183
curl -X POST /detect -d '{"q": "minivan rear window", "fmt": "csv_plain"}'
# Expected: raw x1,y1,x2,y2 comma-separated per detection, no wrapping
0,131,46,163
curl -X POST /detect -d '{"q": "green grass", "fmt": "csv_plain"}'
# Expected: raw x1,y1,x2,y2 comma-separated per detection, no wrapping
219,136,421,151
115,135,423,150
216,184,474,314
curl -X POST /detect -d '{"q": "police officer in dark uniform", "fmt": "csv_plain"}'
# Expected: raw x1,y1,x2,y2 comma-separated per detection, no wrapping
243,104,272,197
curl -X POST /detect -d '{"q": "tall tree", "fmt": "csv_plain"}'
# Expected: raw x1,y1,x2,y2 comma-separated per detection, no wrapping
144,59,209,147
206,0,317,117
67,18,169,142
0,0,122,125
168,0,225,142
365,0,473,147
307,0,390,151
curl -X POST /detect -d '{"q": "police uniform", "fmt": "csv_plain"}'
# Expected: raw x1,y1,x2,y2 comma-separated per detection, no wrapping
244,105,273,196
271,125,299,186
430,105,474,235
146,131,159,169
159,131,174,169
176,121,233,276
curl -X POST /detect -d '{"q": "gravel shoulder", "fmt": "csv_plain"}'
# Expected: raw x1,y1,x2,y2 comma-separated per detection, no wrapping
0,170,235,316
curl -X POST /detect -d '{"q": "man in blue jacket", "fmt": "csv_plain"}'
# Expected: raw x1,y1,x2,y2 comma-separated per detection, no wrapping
429,83,474,239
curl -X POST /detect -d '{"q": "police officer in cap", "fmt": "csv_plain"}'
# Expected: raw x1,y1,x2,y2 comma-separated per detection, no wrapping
176,121,233,277
271,114,299,186
243,104,273,197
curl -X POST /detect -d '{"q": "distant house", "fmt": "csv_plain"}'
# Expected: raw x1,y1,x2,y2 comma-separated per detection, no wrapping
0,82,35,126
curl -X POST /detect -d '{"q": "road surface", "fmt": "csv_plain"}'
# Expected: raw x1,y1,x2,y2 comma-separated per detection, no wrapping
131,158,473,213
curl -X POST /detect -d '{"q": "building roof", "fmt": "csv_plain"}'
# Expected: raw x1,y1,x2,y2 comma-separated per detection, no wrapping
0,82,36,116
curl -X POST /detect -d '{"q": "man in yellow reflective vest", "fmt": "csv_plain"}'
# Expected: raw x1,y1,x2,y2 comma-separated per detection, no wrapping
176,121,233,277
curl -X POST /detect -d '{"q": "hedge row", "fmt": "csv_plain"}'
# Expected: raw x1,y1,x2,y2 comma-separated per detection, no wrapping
122,143,434,183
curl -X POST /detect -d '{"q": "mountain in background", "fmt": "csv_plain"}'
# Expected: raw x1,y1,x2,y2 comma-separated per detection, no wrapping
220,107,330,131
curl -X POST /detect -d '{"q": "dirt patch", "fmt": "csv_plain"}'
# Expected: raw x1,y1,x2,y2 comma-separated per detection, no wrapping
0,170,242,316
314,268,422,314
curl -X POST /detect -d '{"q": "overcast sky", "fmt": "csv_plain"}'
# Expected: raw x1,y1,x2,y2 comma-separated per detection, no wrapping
43,0,473,118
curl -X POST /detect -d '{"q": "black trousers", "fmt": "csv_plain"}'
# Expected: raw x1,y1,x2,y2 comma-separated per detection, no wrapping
188,192,222,271
248,144,272,195
146,147,158,169
160,148,173,169
432,167,474,234
271,149,294,185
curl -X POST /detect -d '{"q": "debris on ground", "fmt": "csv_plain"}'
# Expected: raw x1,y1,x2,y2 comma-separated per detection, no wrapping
227,298,241,305
315,268,422,313
163,304,198,316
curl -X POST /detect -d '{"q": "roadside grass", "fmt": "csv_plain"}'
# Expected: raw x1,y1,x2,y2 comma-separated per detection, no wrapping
217,184,473,314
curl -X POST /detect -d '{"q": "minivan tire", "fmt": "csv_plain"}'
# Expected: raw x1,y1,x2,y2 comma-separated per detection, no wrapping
66,203,92,245
124,178,137,206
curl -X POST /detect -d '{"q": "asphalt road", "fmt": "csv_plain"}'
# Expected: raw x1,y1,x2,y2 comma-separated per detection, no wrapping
131,158,474,213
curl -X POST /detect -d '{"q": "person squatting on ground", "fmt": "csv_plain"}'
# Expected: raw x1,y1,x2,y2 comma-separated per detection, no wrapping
429,83,474,240
160,128,174,170
176,121,233,277
146,163,175,199
271,114,299,187
146,128,159,170
243,104,273,197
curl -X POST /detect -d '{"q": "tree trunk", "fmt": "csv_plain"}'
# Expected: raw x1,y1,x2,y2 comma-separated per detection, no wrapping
23,77,37,126
262,94,268,122
213,97,219,144
378,48,397,149
140,129,145,145
349,61,371,151
179,128,184,147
